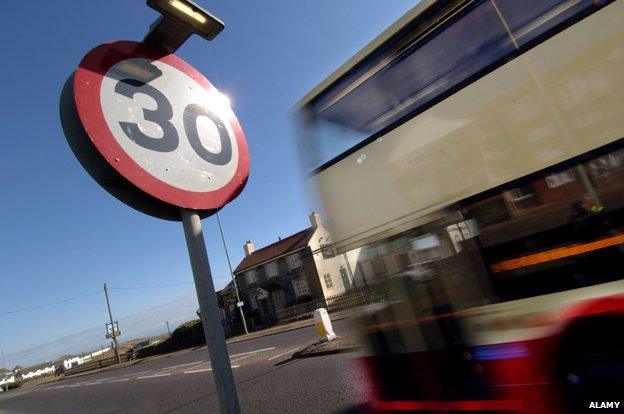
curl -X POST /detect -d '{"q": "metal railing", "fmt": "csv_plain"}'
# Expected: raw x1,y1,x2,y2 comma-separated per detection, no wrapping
275,284,389,323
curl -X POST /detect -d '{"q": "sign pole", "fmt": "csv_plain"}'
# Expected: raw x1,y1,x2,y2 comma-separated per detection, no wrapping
181,208,241,414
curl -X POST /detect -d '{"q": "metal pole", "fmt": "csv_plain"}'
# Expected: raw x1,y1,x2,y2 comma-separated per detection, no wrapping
216,212,249,335
181,208,241,414
103,283,121,364
342,252,357,288
166,321,171,337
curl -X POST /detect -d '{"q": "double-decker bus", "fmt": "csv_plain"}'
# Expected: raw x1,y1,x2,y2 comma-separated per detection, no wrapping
296,0,624,412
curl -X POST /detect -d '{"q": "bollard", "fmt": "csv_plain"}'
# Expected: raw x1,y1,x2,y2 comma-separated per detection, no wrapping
314,308,337,342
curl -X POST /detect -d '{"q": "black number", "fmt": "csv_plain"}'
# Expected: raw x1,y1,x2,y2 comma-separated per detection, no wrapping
114,77,233,165
115,79,179,152
183,103,232,166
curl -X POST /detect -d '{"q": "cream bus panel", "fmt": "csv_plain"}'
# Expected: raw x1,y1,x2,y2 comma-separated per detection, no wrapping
313,3,624,251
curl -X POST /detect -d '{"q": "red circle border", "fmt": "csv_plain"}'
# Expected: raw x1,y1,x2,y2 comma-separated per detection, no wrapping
74,40,250,211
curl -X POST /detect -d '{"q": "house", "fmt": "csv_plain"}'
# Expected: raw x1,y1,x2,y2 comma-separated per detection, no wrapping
19,362,55,380
58,347,112,371
216,280,238,323
0,368,16,390
233,212,354,325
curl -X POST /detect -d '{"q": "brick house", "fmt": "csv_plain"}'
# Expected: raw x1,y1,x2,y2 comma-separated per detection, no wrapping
233,212,353,325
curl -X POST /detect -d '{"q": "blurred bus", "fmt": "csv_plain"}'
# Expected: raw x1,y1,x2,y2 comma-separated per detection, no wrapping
296,0,624,412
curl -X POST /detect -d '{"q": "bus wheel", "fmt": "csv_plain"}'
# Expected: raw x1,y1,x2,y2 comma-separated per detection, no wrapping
556,316,624,413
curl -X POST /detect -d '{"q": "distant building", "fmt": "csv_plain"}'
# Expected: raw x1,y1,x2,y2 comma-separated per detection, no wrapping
0,369,16,389
233,212,354,325
19,362,55,380
58,347,112,371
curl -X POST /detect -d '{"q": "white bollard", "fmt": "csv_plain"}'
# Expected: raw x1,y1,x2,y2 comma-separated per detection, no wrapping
314,308,337,342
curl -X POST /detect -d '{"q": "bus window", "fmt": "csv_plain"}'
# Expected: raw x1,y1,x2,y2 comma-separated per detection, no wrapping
463,145,624,301
301,0,614,173
303,1,514,172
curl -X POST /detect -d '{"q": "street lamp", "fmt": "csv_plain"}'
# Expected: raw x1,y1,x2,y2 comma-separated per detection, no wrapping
216,212,249,335
144,0,225,52
166,321,171,337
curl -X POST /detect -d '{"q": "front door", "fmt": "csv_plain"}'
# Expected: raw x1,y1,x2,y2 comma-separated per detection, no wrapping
260,298,270,315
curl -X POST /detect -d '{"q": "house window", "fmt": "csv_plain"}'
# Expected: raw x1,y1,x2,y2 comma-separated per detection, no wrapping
506,184,538,212
293,279,309,296
321,244,335,259
265,261,278,278
245,270,257,285
508,185,534,201
545,170,575,188
287,253,301,270
323,273,333,289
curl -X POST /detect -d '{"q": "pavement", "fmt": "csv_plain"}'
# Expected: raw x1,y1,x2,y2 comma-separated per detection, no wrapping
226,309,355,344
0,317,370,414
295,333,361,358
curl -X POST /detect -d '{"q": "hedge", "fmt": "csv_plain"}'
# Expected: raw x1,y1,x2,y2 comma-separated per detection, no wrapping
136,319,205,359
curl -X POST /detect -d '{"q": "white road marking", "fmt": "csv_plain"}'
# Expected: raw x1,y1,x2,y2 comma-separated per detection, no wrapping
125,370,152,377
44,385,67,390
94,377,116,382
184,368,212,374
137,373,171,379
108,378,130,383
229,347,276,358
184,365,239,374
268,348,299,361
82,382,99,386
161,361,203,371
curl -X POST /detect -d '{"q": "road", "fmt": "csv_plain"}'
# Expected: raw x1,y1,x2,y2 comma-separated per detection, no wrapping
0,318,369,413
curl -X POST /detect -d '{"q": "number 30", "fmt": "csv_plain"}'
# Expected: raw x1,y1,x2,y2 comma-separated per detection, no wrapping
114,77,232,166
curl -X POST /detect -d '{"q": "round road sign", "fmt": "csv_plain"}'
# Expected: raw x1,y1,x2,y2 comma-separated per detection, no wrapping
64,41,249,218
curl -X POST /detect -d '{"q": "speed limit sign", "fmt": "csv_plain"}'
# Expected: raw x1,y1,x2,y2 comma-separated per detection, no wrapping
61,41,249,219
62,5,246,412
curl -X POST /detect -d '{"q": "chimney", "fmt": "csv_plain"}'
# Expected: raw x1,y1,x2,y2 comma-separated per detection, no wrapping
309,211,322,228
243,240,255,256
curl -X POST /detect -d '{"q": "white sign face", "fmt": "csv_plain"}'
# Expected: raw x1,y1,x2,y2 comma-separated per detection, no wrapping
105,322,121,338
100,58,239,193
73,41,250,211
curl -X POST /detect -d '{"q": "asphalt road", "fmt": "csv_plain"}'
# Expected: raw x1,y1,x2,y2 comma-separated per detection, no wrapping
0,318,369,414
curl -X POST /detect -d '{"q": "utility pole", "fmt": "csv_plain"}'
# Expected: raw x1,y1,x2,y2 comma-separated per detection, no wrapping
103,283,121,363
216,212,248,335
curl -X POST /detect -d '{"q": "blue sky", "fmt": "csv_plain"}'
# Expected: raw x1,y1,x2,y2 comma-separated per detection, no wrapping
0,1,415,367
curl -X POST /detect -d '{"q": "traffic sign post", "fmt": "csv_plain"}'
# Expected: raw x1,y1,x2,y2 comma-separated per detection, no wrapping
181,208,240,413
60,3,248,413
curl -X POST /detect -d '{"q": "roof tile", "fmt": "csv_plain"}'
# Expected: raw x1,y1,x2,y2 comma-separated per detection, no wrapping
233,228,314,274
